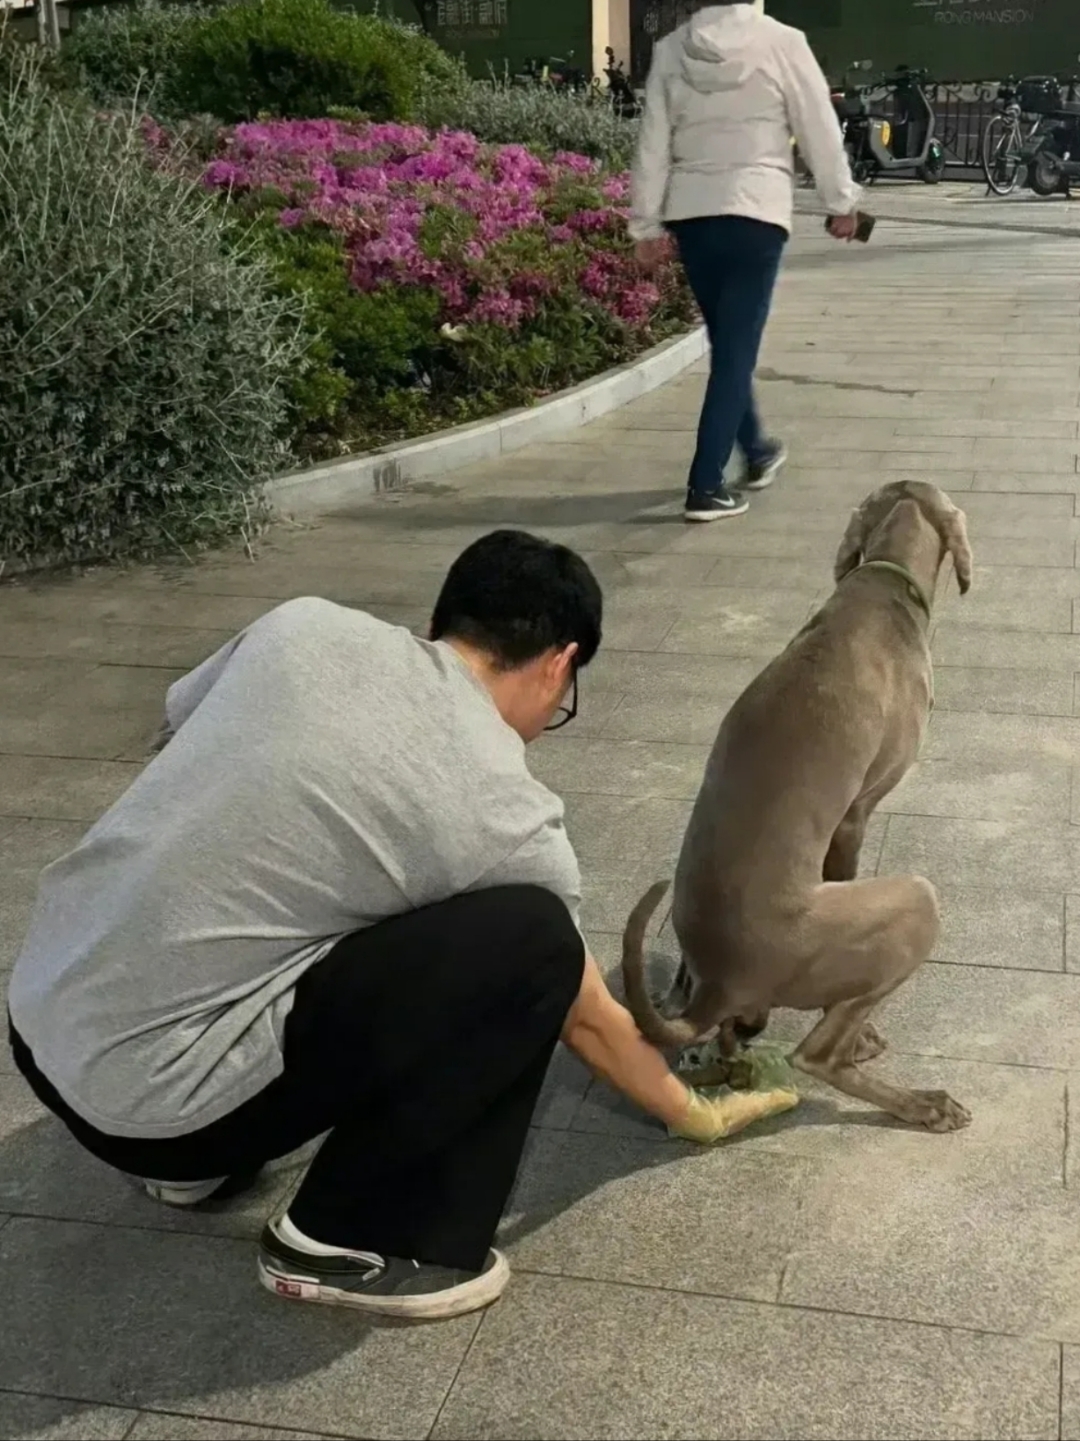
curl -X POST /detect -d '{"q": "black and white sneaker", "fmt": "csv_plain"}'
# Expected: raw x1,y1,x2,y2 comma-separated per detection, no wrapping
684,487,750,523
740,443,788,492
258,1218,510,1320
141,1169,263,1207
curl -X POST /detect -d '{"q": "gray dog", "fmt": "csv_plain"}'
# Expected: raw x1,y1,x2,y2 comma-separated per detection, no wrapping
623,480,974,1133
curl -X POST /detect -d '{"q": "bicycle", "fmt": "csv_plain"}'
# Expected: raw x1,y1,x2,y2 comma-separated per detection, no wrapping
982,78,1043,195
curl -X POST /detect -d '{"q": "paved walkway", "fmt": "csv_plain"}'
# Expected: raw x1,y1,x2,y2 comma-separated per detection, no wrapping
3,190,1080,1440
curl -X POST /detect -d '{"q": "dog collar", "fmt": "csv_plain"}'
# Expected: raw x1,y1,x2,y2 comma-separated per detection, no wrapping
850,560,932,621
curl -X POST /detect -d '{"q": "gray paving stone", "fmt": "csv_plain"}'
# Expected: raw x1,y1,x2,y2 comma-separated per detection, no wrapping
503,1128,807,1302
869,958,1080,1070
936,585,1072,633
934,886,1064,971
563,793,690,877
0,818,87,969
880,813,1078,893
127,1413,330,1440
600,690,733,745
1066,896,1080,974
920,709,1080,763
0,1393,136,1440
431,1272,1059,1441
0,1218,478,1439
931,666,1074,717
0,1076,295,1240
934,625,1080,672
881,756,1070,823
0,584,280,632
1060,1347,1080,1441
0,620,236,669
0,756,140,826
528,737,708,801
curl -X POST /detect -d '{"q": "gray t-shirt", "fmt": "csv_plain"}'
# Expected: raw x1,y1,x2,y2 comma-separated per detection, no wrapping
8,598,581,1139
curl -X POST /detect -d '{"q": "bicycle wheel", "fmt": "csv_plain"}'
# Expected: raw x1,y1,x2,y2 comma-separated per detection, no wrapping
982,115,1024,195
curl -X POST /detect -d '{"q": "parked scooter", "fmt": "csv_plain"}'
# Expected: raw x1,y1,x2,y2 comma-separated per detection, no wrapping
603,46,640,118
512,53,589,95
835,63,947,184
1024,66,1080,196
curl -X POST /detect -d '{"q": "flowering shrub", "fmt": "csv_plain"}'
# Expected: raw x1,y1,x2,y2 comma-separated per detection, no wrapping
195,118,695,455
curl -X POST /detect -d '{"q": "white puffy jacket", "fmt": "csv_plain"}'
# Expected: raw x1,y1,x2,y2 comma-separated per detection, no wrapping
629,3,859,241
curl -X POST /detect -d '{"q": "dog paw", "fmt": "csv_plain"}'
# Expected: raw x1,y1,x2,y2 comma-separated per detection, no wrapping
853,1022,887,1063
909,1090,972,1132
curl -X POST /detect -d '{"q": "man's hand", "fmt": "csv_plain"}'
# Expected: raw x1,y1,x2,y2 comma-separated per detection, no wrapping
634,235,671,272
672,1084,799,1144
826,212,858,242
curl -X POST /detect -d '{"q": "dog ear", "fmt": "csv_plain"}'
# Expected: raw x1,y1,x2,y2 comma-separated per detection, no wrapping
833,504,870,582
906,483,973,595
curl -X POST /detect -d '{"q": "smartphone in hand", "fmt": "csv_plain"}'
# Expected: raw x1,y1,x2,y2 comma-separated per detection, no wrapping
825,212,876,243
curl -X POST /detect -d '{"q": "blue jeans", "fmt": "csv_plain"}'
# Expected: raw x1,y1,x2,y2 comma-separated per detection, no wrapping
669,216,788,499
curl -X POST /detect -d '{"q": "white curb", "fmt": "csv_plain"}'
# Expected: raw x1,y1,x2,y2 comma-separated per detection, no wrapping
266,326,707,515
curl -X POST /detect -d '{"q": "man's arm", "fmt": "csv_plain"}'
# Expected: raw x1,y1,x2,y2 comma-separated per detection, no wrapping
562,951,691,1128
628,44,673,243
779,30,860,218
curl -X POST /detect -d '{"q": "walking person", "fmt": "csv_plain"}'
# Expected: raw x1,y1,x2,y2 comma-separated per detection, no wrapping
630,1,861,521
8,530,746,1322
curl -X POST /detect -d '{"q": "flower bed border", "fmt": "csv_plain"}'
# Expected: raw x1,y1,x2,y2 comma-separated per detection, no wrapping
266,325,707,516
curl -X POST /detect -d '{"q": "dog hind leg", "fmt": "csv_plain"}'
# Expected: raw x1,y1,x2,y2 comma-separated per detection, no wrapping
787,875,970,1131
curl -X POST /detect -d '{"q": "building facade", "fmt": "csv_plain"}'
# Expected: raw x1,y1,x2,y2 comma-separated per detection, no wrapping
357,0,1078,84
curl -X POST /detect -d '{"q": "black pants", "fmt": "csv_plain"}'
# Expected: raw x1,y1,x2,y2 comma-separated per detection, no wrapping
10,885,585,1272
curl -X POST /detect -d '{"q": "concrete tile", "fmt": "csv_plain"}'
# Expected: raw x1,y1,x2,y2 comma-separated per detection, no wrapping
0,621,237,669
1060,1346,1080,1441
0,756,140,824
595,605,680,652
934,886,1064,971
0,818,86,969
881,756,1070,823
533,1043,592,1132
127,1414,329,1440
579,866,668,936
701,554,830,591
953,490,1077,537
1066,895,1080,974
921,709,1080,764
563,793,689,875
782,1159,1080,1340
0,1218,478,1439
502,1128,808,1302
529,737,708,800
934,625,1080,672
588,648,763,699
870,958,1080,1070
658,594,814,656
936,586,1072,633
432,1271,1059,1441
0,1077,292,1240
601,690,731,745
974,535,1076,567
0,1393,136,1440
972,438,1079,471
882,812,1078,893
931,666,1074,717
0,584,279,632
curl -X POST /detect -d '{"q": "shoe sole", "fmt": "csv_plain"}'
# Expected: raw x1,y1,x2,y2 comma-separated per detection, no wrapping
740,451,787,492
684,505,749,523
143,1178,228,1207
257,1248,511,1320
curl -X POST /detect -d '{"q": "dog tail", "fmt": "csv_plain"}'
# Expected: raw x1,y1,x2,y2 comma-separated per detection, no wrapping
621,880,700,1049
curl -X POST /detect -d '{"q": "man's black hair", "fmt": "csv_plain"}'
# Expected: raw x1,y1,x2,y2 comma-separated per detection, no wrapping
430,529,603,671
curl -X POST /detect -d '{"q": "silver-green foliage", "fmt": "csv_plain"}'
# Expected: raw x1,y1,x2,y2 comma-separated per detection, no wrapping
0,47,307,569
416,78,638,169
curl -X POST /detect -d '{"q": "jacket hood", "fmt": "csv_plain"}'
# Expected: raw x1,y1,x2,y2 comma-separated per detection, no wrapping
680,3,760,94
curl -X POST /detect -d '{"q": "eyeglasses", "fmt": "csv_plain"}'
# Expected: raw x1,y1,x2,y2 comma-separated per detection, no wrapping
545,669,578,732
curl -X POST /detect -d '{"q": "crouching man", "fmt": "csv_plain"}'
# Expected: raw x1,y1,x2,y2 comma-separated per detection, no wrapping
7,529,725,1321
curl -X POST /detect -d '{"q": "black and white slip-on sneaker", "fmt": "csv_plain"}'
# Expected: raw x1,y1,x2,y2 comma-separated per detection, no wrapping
740,443,788,491
257,1219,510,1320
684,488,750,522
142,1169,264,1207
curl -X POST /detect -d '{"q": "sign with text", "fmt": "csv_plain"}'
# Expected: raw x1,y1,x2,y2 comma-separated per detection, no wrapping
436,0,509,38
911,0,1041,25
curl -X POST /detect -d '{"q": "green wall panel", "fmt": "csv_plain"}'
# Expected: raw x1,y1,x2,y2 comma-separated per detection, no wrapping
768,0,1079,82
340,0,591,75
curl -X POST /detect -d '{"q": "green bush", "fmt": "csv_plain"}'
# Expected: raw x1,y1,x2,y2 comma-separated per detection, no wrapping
61,1,211,111
171,0,420,122
415,78,638,168
0,47,307,569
